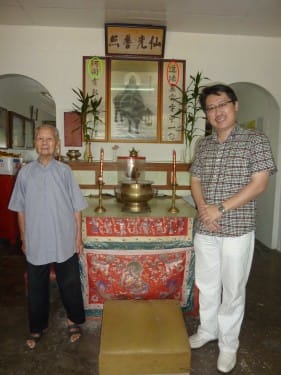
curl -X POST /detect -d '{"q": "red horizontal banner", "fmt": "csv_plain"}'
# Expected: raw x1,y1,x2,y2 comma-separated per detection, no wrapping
85,216,189,237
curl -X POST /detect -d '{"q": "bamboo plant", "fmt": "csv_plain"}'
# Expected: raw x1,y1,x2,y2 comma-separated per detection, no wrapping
72,88,103,142
172,71,209,147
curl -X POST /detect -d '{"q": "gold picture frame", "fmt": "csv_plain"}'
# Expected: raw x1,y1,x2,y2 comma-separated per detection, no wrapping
83,56,185,143
105,24,166,58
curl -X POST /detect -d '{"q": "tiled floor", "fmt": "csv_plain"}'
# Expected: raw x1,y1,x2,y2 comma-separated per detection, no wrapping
0,239,280,374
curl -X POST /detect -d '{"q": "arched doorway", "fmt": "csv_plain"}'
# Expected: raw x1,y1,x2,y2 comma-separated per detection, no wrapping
0,74,56,158
231,82,280,249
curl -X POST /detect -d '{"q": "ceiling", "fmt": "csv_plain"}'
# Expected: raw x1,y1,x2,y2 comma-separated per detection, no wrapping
0,0,281,38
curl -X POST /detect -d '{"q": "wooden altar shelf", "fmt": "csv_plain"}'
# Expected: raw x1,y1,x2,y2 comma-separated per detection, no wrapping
67,160,191,192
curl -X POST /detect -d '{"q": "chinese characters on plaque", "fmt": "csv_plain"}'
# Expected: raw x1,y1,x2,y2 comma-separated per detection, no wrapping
83,57,106,140
162,60,185,142
82,56,185,143
105,24,166,57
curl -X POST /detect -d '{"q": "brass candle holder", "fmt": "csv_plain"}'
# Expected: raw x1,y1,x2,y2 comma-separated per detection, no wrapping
94,176,106,213
168,183,179,213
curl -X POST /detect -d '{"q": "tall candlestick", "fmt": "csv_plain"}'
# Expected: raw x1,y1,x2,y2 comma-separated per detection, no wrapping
95,147,106,213
172,150,176,184
100,148,104,179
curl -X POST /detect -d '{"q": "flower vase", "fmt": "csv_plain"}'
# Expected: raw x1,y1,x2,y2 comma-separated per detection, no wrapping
184,144,191,163
112,150,117,161
84,141,93,162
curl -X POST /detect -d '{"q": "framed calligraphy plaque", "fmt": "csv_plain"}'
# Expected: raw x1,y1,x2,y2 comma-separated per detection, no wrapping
83,56,107,141
161,60,185,143
105,24,166,58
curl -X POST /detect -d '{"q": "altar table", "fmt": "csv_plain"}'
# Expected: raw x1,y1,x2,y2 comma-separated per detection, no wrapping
80,196,197,318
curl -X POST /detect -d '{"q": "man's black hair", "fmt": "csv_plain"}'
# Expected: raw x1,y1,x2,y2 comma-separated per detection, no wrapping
199,84,238,112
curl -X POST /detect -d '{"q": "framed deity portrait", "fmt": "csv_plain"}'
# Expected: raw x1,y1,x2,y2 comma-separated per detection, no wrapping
108,58,159,142
83,56,185,144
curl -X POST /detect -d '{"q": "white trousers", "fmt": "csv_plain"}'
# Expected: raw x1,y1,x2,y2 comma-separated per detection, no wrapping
194,231,255,353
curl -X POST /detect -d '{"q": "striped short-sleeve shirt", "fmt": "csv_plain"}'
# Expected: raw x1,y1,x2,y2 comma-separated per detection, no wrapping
191,125,277,237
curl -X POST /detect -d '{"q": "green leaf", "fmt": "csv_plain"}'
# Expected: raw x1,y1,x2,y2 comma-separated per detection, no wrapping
170,71,209,145
71,87,103,141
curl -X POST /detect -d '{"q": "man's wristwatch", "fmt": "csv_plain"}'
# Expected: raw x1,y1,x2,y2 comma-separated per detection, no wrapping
217,203,226,215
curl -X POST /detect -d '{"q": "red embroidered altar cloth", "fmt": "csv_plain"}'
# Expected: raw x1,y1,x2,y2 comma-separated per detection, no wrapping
80,197,197,318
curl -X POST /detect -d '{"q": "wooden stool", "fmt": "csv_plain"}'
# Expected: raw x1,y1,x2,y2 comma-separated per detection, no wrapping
99,299,191,375
24,263,56,295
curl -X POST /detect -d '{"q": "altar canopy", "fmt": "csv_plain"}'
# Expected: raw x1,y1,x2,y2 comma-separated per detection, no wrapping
80,198,197,318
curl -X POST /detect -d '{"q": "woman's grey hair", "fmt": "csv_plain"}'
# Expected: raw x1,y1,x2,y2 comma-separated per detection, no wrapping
35,124,60,140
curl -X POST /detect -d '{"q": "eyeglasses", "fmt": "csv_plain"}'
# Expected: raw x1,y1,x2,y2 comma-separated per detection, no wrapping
205,100,233,114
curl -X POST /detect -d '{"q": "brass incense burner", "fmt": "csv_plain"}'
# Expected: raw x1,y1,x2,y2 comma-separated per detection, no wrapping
66,149,81,161
116,153,153,213
120,180,153,213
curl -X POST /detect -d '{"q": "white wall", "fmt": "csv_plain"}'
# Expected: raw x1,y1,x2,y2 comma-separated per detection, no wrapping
0,25,280,249
232,82,279,249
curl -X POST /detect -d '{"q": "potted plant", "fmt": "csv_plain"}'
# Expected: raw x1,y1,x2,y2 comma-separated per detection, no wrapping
72,88,103,161
172,72,209,162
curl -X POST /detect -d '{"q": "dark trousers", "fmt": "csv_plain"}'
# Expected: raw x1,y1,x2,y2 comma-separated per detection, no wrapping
27,253,85,334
